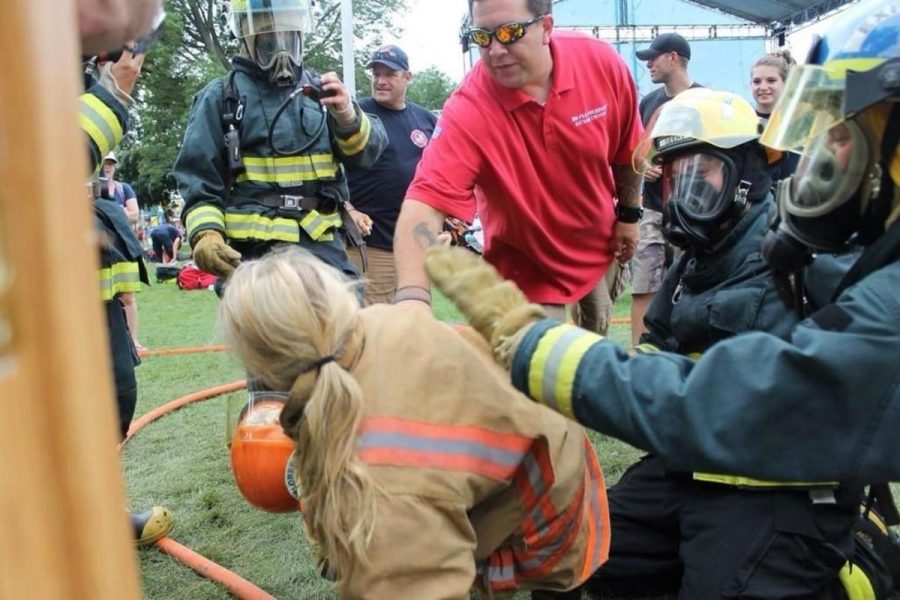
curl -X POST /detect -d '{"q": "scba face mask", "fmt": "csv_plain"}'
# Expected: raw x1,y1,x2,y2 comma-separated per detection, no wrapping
660,150,750,250
763,119,885,274
230,0,311,86
250,30,303,86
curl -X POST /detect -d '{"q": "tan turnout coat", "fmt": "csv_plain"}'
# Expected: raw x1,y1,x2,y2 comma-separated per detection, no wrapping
338,305,610,598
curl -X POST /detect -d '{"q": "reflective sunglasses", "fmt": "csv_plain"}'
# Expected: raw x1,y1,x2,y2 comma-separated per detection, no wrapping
467,15,546,48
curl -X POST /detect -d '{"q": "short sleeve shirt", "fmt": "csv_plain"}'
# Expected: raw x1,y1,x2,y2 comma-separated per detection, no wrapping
348,98,437,250
406,31,643,303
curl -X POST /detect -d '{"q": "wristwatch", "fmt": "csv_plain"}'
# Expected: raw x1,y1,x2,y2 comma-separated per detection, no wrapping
615,204,644,224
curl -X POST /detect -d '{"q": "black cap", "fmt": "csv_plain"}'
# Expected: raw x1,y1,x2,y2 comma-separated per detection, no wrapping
367,44,409,71
636,33,691,61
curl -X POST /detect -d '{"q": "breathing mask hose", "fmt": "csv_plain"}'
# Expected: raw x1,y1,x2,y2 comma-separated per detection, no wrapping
268,86,327,157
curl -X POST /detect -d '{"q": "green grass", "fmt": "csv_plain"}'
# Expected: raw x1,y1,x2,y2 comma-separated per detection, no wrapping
124,276,897,600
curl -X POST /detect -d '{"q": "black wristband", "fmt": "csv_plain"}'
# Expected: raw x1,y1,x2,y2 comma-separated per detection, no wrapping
615,204,644,224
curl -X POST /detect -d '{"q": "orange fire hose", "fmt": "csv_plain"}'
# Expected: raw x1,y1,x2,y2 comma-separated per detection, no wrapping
154,538,276,600
123,380,246,443
138,344,229,358
121,374,275,599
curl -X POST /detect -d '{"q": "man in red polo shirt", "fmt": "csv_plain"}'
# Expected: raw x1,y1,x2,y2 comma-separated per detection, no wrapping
392,0,643,335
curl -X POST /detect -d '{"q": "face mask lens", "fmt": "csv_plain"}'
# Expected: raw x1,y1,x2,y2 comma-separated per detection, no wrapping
787,121,867,217
668,153,728,217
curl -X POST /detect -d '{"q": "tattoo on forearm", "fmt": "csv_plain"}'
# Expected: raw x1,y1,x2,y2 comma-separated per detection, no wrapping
412,222,439,250
613,164,642,207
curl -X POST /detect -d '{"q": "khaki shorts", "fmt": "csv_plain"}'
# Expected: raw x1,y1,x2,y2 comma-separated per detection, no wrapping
348,246,396,306
542,261,629,336
631,209,666,295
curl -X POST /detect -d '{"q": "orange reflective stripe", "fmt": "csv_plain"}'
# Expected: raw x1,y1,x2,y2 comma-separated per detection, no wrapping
581,438,610,580
357,416,533,481
479,548,518,592
514,438,555,537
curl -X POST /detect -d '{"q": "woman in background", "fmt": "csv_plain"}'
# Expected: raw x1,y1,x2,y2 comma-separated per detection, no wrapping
751,51,800,183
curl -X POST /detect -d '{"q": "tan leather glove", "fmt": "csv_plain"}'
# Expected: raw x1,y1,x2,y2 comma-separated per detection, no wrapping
191,230,242,278
425,247,546,368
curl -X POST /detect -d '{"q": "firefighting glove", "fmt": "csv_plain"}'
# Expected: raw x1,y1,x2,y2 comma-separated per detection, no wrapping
425,246,546,369
192,230,242,278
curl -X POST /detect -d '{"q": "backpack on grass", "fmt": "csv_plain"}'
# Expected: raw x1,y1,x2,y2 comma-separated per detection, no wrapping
177,265,218,290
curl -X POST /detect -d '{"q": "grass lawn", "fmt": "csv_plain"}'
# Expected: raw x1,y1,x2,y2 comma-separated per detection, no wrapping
123,271,898,600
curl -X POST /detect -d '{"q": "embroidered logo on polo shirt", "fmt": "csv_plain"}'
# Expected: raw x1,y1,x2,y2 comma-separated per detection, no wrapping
571,104,608,127
410,129,429,148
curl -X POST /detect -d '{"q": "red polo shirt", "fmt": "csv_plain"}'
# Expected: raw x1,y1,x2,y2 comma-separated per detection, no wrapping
407,31,643,304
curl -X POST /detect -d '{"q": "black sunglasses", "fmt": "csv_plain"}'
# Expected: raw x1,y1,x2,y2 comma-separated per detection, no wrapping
467,15,546,48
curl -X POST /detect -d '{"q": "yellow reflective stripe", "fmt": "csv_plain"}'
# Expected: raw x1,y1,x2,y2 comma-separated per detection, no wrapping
98,262,141,301
839,560,876,600
235,154,339,185
185,205,226,239
225,212,301,243
335,111,372,156
527,324,603,419
825,58,885,81
299,210,341,240
633,343,660,355
224,209,341,243
692,473,838,488
79,93,124,159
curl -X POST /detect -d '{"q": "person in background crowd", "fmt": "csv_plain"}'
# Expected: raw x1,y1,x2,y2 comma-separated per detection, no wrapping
345,44,437,305
102,151,143,351
149,209,182,264
630,32,702,346
751,50,800,183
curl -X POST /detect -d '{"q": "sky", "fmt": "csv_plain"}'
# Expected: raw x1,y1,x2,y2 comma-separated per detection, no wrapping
383,0,469,81
377,0,851,85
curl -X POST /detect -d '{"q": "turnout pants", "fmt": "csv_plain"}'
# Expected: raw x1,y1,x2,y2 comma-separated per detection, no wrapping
105,297,139,439
589,455,864,600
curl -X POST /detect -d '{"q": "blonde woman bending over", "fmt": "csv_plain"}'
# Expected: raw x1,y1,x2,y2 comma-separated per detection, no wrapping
219,247,610,599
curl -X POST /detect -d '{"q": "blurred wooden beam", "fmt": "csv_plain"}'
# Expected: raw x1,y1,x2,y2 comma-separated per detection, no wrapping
0,1,141,597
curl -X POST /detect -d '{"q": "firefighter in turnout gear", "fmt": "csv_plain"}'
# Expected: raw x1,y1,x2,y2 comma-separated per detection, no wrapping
81,28,174,545
427,0,900,594
174,0,387,280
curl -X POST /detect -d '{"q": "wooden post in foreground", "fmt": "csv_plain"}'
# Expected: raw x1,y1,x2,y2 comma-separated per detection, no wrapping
0,0,142,597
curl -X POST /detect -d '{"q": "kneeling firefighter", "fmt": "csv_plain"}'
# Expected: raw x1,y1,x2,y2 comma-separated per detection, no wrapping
426,0,900,595
433,88,893,599
174,0,387,283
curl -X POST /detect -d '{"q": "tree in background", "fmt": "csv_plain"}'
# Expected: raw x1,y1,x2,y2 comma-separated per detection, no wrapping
118,0,408,205
405,66,457,112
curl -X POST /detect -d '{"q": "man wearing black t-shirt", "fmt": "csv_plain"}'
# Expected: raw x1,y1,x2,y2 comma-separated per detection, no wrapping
346,45,438,304
630,33,701,345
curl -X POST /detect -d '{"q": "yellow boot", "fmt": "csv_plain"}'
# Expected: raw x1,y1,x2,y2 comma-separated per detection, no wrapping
130,506,174,546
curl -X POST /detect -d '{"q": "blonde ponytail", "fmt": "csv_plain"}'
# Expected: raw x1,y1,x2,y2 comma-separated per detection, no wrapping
219,247,378,582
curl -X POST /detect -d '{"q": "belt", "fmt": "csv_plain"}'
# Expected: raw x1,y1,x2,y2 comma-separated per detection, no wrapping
236,194,336,214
